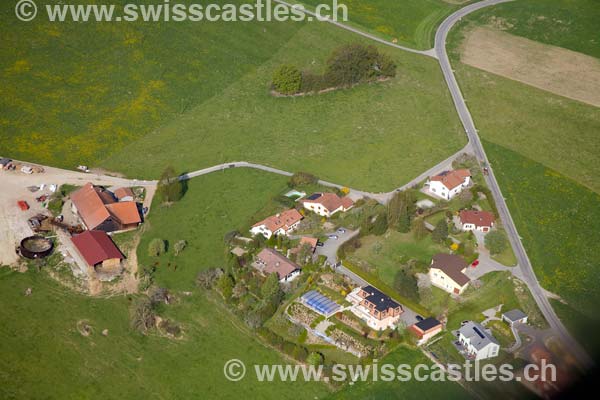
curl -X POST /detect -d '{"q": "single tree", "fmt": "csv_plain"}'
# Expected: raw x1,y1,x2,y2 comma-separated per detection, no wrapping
261,273,284,306
432,219,449,243
306,352,324,366
148,238,166,257
412,219,428,241
157,166,183,203
272,65,302,95
174,240,187,256
484,230,508,255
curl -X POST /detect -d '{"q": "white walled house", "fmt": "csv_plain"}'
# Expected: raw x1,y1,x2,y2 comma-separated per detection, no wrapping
458,321,500,360
459,210,496,232
429,254,470,295
301,192,354,218
427,169,471,200
254,248,301,283
250,209,303,239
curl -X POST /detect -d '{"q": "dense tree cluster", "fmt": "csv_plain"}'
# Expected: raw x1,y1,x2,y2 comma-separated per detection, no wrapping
272,43,397,95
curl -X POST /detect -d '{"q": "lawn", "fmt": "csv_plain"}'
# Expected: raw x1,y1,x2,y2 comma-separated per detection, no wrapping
462,0,600,59
444,17,600,317
1,0,466,192
446,271,546,330
0,0,302,169
0,268,328,399
102,20,465,191
301,0,460,49
480,141,600,319
326,345,469,400
349,230,447,287
447,7,600,194
137,168,289,290
1,169,335,399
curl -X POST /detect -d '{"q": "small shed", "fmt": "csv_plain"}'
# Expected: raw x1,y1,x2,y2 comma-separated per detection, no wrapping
502,309,528,326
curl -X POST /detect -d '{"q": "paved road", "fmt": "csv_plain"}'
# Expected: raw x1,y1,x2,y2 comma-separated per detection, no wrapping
435,0,593,369
272,0,437,58
315,228,360,265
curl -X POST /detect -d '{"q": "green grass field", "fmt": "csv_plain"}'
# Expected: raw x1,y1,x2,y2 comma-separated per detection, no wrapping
1,169,334,399
102,20,465,191
0,0,301,167
326,345,469,399
301,0,460,49
348,231,447,286
446,16,600,322
481,141,600,318
0,269,329,399
1,1,466,192
463,0,600,59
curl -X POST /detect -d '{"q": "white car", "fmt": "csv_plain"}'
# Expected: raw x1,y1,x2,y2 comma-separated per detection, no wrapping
21,166,33,174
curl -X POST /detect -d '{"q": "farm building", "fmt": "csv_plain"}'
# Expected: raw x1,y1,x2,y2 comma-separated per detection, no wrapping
70,183,141,232
71,230,124,278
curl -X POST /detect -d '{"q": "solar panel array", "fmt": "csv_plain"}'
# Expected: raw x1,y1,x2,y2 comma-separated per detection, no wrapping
301,290,341,316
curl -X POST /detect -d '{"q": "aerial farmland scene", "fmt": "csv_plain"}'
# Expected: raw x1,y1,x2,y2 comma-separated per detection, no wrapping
1,0,599,398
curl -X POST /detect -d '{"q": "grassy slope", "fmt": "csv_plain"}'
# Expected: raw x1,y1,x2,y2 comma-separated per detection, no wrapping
1,1,465,192
138,168,289,290
481,141,600,317
301,0,459,49
0,0,301,168
103,20,465,191
326,345,469,400
0,269,328,399
446,7,600,314
465,0,600,59
349,231,447,286
0,169,331,399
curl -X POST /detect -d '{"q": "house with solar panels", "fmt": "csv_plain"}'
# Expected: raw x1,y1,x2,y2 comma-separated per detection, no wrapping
300,290,342,318
346,285,403,331
457,321,500,360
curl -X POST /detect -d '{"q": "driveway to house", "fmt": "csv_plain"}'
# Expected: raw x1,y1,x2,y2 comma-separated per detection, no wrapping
315,228,359,265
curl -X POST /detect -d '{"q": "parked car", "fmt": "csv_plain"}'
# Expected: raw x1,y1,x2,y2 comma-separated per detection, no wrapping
77,165,90,173
20,166,33,174
416,315,424,322
17,201,29,211
35,195,47,202
471,260,479,267
316,241,324,247
337,228,346,234
328,234,338,240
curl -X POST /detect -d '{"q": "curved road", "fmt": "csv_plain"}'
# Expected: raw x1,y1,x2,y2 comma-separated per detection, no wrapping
435,0,593,369
4,0,591,370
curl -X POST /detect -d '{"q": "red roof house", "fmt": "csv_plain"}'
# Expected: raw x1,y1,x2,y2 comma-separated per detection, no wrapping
459,210,496,232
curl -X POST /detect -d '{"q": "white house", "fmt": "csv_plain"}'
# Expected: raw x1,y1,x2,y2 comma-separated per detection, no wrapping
457,321,500,360
250,209,303,239
459,210,496,232
301,192,354,217
346,286,403,331
429,253,470,295
254,248,301,283
427,169,471,200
